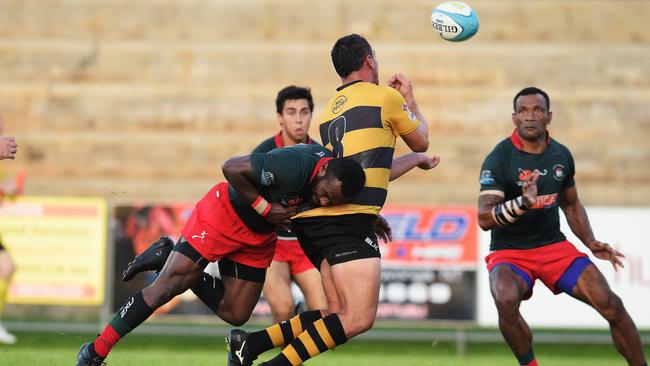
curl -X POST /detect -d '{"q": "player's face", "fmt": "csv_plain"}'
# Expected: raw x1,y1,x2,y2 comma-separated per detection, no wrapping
278,99,312,144
512,94,553,142
311,176,345,207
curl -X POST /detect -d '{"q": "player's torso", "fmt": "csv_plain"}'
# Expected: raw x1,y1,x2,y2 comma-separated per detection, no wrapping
296,81,399,218
492,139,573,250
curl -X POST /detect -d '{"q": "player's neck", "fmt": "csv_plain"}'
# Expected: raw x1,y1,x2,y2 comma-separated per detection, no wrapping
517,131,548,154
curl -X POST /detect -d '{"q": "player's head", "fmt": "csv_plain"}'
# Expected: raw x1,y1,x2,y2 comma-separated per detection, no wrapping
275,86,314,145
331,34,378,85
311,158,366,207
512,87,553,142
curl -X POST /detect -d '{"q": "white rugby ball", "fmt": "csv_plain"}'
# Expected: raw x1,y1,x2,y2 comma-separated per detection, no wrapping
431,1,479,42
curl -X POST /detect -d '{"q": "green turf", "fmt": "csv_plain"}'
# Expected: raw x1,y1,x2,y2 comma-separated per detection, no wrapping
0,331,647,366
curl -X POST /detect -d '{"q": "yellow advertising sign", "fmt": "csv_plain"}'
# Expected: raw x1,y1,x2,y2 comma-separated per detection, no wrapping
0,196,107,305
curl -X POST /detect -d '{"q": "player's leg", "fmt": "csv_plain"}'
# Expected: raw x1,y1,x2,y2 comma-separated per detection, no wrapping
567,263,647,365
263,260,295,323
0,246,17,344
76,249,204,366
489,264,537,366
318,259,341,313
293,269,327,311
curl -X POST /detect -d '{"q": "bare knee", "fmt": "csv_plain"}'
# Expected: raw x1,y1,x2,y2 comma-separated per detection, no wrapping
493,289,522,317
220,308,253,326
596,293,625,321
338,309,375,337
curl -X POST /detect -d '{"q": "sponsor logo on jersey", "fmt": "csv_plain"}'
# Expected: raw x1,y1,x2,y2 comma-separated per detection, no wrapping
552,164,565,181
480,170,495,185
260,169,274,186
402,103,416,121
529,193,558,209
517,168,547,186
332,95,347,114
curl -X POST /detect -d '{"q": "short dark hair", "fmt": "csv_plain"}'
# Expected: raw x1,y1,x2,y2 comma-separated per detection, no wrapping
513,87,550,112
276,86,314,114
325,158,366,200
331,34,373,78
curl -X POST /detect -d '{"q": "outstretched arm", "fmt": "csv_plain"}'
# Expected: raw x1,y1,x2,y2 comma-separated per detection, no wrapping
388,73,429,152
390,153,440,181
560,186,624,270
477,171,540,231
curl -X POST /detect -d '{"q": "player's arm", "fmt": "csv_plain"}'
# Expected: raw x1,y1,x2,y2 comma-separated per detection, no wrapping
389,153,440,181
222,155,296,226
478,172,539,231
387,73,429,152
560,186,624,270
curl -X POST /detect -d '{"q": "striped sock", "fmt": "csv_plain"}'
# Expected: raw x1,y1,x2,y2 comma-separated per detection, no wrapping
247,310,322,357
265,313,347,366
93,291,153,357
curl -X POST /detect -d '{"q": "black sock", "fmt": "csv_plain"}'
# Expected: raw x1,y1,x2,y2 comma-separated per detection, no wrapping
190,272,225,314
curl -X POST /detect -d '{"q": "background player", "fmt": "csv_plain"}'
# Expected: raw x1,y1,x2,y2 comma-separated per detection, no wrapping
478,87,647,366
253,85,327,323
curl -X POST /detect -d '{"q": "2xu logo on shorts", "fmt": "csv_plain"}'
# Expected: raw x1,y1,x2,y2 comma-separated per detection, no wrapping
119,296,135,318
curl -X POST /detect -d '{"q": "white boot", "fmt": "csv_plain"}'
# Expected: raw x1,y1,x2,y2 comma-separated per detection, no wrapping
0,323,16,344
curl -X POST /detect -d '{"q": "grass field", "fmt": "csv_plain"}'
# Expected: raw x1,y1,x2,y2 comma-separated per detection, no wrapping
0,331,648,366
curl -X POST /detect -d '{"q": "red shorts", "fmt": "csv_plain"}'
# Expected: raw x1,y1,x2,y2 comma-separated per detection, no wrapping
272,238,315,275
181,182,276,269
485,240,590,299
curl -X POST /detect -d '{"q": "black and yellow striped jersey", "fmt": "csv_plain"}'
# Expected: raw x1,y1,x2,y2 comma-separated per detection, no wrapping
294,80,420,218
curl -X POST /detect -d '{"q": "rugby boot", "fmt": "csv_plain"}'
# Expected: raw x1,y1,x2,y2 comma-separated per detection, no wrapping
75,342,105,366
121,236,173,281
226,329,256,366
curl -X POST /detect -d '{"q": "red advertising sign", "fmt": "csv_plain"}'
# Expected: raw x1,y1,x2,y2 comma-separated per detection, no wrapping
379,206,478,268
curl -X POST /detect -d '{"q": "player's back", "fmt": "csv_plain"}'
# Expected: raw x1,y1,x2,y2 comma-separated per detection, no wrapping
295,80,419,218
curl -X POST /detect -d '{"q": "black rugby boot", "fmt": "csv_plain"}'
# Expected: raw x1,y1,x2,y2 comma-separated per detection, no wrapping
75,342,105,366
121,236,173,281
226,329,256,366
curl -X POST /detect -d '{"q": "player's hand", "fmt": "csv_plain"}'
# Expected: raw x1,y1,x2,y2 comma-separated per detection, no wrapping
264,203,298,228
587,240,625,271
416,154,441,170
374,214,392,244
521,171,540,207
388,73,415,102
0,135,17,160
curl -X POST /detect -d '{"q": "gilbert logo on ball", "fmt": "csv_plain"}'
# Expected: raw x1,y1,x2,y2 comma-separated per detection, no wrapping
431,1,479,42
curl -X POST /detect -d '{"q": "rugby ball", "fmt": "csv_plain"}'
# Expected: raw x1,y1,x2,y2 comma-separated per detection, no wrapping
431,1,479,42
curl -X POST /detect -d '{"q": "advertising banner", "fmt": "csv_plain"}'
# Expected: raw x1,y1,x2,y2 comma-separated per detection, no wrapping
0,196,107,305
113,204,480,321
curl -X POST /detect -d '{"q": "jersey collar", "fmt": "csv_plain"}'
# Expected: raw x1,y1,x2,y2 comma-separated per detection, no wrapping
336,80,363,91
309,157,334,182
510,129,550,151
273,131,313,148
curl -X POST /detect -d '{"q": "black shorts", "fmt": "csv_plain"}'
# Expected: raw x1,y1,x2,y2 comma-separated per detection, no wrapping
292,213,380,270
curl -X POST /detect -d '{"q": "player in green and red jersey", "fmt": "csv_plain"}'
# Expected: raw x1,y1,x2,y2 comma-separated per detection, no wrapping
75,144,366,366
478,87,647,366
252,86,328,324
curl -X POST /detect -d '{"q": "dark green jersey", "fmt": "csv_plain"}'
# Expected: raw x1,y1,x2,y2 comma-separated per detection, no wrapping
251,132,319,238
479,130,576,250
229,144,332,233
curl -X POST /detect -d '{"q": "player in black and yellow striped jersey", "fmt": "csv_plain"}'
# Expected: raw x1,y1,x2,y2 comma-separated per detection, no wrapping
227,34,440,366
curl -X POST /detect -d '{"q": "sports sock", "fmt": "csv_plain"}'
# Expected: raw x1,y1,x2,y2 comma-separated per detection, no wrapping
265,313,347,366
190,272,225,314
516,350,537,366
247,310,322,357
0,279,9,316
93,291,153,358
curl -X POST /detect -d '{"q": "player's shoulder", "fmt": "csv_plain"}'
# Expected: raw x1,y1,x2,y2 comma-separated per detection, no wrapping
548,137,573,157
252,136,277,154
486,137,514,158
